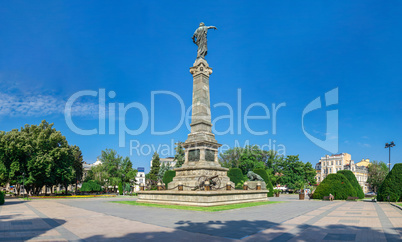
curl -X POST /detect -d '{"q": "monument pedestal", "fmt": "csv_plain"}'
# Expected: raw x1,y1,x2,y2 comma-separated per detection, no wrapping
137,58,268,206
137,190,268,207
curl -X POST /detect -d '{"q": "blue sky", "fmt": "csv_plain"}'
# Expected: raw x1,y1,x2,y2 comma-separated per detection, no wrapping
0,1,401,172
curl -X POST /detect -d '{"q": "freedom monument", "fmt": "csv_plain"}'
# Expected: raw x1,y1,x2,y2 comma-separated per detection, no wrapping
137,23,268,206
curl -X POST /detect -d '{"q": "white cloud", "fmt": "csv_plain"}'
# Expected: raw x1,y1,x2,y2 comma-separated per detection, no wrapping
0,92,98,117
358,142,371,148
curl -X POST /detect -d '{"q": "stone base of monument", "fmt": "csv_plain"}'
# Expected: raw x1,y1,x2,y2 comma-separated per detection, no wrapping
137,190,269,207
167,166,234,191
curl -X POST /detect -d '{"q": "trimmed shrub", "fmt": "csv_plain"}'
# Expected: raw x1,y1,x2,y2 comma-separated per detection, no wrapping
81,180,102,193
118,182,123,195
0,191,4,205
337,170,364,199
253,168,274,197
228,168,243,188
162,170,176,189
378,163,402,202
312,173,357,200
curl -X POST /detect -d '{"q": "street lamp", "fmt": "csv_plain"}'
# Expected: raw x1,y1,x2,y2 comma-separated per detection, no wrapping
385,141,396,172
22,172,25,200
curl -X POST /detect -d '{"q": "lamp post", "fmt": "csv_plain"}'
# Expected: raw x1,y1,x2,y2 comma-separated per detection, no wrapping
22,172,25,200
385,141,396,172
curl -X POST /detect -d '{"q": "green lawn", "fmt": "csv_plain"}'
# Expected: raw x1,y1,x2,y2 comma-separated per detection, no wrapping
112,200,283,212
396,203,402,207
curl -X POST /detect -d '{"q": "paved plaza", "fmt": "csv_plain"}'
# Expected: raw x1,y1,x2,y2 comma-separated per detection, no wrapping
0,195,401,241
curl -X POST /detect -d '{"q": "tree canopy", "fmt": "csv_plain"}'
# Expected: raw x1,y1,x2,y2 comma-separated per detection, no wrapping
377,163,402,202
149,152,160,183
367,160,388,192
312,173,357,200
0,120,83,195
337,170,364,199
174,142,185,168
219,145,316,189
86,149,137,189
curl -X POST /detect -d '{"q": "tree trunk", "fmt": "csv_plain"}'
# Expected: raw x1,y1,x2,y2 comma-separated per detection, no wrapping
16,184,20,195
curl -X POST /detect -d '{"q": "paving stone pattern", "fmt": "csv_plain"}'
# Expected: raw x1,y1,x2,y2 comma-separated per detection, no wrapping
0,195,401,241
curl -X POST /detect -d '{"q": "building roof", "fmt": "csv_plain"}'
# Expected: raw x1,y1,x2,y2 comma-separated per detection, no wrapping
356,159,370,167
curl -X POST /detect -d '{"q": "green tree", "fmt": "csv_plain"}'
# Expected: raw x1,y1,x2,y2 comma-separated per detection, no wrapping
253,168,274,197
0,191,4,205
219,146,283,170
219,147,244,168
276,155,316,189
377,163,402,202
0,120,82,195
312,173,357,200
118,182,123,195
367,161,388,192
71,145,83,193
337,170,364,199
162,170,176,189
149,152,160,186
96,149,133,190
238,146,266,175
174,142,185,168
81,180,102,193
227,168,243,187
158,162,171,180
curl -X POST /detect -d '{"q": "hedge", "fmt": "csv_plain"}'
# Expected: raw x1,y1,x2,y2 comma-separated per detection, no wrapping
81,180,102,193
253,168,274,197
162,170,176,189
312,173,357,200
118,182,123,195
227,168,244,188
337,170,364,199
0,191,4,205
378,163,402,202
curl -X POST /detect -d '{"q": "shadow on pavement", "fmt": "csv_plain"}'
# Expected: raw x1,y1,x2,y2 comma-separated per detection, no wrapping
0,217,67,241
82,219,400,241
2,199,26,205
175,219,281,239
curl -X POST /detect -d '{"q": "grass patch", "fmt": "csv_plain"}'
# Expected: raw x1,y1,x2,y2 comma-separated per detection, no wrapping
27,195,117,200
396,203,402,207
112,200,284,212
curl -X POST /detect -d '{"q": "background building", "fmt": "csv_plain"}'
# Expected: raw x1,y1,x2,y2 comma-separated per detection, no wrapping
134,167,146,192
150,157,175,168
315,153,370,193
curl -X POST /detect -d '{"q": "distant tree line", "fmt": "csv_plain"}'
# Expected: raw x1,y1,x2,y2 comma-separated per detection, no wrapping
85,149,137,193
219,145,317,189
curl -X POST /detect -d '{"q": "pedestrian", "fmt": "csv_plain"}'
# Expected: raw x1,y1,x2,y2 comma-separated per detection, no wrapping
329,193,334,201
